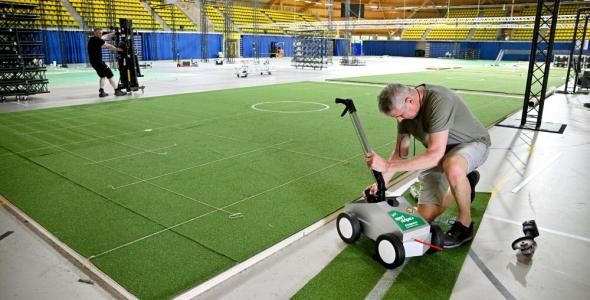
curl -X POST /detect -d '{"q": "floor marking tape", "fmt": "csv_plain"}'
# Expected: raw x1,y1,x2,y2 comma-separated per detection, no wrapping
511,152,562,193
490,144,536,197
469,249,516,300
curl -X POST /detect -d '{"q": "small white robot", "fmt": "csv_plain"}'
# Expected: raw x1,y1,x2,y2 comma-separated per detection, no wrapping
335,98,444,269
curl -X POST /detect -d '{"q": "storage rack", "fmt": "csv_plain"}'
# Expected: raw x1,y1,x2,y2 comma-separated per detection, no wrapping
292,31,327,70
0,1,49,101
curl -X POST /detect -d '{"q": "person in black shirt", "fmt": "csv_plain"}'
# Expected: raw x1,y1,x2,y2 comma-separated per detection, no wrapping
88,28,125,97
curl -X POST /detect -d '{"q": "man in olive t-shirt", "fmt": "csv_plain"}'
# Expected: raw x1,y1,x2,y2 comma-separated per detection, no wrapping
365,83,490,249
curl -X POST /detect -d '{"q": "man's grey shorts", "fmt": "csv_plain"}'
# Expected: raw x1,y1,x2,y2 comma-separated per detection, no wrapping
418,141,489,206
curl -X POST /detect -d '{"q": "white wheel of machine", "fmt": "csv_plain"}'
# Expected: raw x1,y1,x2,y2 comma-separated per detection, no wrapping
338,217,353,239
336,212,361,244
378,239,397,264
375,233,405,269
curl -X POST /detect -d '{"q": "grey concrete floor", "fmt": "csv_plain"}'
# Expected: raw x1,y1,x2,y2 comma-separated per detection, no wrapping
1,57,588,300
0,208,114,300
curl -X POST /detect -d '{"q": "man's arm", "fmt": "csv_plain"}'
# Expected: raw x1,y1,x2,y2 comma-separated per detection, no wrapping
101,32,115,40
381,133,410,183
368,130,448,173
103,43,123,52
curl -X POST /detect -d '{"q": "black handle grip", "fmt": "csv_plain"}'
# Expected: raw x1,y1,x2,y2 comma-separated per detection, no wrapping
335,98,356,117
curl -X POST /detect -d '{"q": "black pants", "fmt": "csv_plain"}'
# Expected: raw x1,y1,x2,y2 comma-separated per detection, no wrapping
91,61,114,79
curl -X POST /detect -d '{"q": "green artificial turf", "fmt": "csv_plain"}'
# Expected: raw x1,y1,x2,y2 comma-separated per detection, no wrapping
0,81,518,299
45,67,190,86
292,190,492,300
328,66,567,95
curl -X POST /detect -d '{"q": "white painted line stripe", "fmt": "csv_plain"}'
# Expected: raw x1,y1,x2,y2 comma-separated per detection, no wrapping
174,170,420,300
485,214,590,243
15,123,97,135
86,144,177,165
110,140,292,189
365,262,407,300
511,152,562,193
173,209,342,300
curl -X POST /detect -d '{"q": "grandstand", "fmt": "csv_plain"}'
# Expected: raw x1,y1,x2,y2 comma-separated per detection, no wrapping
68,0,163,30
471,8,506,40
1,0,78,27
147,0,196,31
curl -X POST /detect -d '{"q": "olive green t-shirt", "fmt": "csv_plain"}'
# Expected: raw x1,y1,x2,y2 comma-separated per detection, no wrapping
398,84,491,147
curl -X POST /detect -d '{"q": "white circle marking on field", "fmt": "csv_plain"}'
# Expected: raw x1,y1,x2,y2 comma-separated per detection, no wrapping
251,101,330,113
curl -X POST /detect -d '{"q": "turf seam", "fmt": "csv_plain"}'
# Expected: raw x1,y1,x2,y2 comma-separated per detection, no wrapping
0,143,239,264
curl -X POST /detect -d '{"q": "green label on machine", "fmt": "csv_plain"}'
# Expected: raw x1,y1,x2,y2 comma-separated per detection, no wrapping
388,210,426,231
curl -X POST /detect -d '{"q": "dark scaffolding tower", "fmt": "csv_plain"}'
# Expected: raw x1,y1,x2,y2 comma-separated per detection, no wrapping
200,0,209,62
150,1,159,63
223,0,235,64
498,0,566,134
253,0,259,63
105,0,116,69
562,7,590,94
55,0,67,67
327,0,334,64
80,0,96,66
342,0,351,64
170,3,179,64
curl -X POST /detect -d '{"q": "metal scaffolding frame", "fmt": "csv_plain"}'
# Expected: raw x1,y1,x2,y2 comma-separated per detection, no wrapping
200,0,209,62
562,7,590,94
222,0,235,64
498,0,566,134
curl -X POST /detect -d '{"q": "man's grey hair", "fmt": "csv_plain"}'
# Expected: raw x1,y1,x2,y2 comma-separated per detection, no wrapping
378,83,411,114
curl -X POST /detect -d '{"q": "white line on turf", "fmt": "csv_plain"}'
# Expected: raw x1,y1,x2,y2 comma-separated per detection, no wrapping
0,109,129,128
365,262,408,300
109,140,293,190
484,214,590,243
14,123,98,136
89,141,394,260
250,101,330,113
175,165,418,300
0,111,258,159
11,131,240,220
204,132,348,163
85,144,177,165
511,152,562,193
323,80,523,99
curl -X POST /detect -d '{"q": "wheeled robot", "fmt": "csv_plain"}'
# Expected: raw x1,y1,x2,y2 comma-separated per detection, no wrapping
335,98,444,269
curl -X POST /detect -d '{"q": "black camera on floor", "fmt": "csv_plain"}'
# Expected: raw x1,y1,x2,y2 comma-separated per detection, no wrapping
511,220,539,256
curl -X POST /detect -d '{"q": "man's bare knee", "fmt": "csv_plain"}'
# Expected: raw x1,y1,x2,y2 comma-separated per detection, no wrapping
418,204,443,222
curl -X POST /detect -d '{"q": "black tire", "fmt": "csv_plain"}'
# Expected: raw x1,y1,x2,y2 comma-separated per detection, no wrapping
336,212,361,244
375,233,405,269
426,224,444,254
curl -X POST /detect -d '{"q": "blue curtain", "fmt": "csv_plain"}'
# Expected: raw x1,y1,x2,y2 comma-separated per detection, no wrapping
362,41,417,57
141,32,223,60
352,42,362,56
240,35,294,58
44,30,88,64
334,39,349,56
